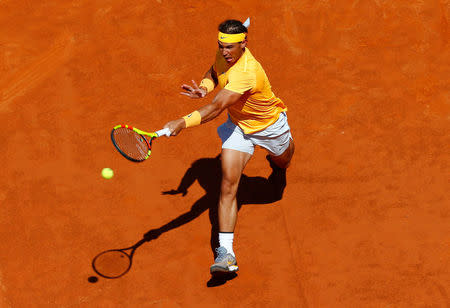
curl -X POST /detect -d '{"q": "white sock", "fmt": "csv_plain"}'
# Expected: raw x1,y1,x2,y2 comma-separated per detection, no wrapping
219,232,235,257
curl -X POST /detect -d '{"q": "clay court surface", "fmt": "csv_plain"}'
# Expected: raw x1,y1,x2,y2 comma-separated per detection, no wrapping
1,0,449,307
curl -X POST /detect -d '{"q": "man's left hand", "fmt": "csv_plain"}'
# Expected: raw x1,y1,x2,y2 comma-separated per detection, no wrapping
163,118,186,136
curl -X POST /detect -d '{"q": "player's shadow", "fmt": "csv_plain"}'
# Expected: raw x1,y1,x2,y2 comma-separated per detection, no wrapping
90,154,287,285
143,154,287,287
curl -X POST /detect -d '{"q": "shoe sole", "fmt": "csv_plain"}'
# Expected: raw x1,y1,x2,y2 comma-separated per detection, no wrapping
210,264,239,274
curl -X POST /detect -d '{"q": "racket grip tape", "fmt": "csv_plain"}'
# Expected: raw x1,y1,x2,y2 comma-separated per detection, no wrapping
156,128,171,137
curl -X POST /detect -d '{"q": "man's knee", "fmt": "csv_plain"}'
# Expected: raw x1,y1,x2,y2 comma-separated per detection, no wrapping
221,176,239,197
270,139,295,169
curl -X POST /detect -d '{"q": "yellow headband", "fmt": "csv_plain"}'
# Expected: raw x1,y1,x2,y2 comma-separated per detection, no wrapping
218,31,246,43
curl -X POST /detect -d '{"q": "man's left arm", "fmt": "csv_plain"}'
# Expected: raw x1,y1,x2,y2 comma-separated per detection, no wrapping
164,89,241,135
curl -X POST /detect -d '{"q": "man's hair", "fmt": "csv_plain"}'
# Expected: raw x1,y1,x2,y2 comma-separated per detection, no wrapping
218,19,248,34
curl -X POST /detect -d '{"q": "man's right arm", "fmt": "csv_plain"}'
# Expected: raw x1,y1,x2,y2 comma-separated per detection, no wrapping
180,65,217,99
198,65,217,96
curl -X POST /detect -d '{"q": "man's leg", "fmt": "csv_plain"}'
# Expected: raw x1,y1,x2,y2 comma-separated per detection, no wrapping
265,139,295,200
210,148,251,273
218,148,252,231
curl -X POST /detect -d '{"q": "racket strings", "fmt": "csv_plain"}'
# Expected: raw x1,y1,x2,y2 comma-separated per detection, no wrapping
112,128,150,161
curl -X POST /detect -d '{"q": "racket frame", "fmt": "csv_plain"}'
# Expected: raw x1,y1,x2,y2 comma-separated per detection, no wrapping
111,124,159,162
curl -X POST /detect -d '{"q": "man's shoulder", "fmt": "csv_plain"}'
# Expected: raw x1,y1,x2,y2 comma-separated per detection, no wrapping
228,65,256,82
229,53,256,74
243,48,262,65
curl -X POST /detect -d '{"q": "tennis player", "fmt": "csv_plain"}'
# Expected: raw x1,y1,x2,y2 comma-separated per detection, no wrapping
163,19,294,273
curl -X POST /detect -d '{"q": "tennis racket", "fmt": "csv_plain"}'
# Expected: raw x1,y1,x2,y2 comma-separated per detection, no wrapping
111,125,171,162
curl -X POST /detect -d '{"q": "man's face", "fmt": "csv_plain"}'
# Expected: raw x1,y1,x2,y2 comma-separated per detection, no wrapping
218,40,247,65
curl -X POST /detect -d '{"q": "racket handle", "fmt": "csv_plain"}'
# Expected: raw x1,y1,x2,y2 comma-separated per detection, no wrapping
156,128,171,137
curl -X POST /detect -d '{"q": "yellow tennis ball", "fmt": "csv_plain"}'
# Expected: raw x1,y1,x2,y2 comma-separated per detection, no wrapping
101,168,114,179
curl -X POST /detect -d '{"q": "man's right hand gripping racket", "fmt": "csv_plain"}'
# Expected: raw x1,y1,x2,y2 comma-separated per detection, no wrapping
111,125,170,162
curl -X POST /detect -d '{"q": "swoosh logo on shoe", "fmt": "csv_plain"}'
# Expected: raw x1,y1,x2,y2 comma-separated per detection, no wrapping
220,36,227,39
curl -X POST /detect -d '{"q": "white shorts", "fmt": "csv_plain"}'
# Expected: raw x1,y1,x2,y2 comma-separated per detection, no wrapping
217,112,293,156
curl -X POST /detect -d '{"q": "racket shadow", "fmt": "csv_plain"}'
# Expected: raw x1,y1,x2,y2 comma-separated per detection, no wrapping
91,229,163,279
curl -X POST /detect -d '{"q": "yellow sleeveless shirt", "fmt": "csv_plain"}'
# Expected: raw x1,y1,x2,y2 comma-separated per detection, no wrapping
213,48,287,134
